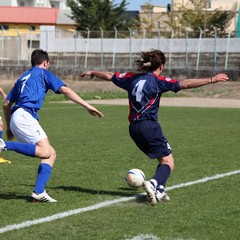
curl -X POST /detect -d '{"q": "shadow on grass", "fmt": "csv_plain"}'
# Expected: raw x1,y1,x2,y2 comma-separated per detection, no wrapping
0,185,147,203
53,186,148,205
0,192,33,202
53,185,142,198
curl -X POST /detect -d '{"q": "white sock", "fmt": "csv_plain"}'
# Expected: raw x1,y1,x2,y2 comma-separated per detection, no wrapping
150,179,158,188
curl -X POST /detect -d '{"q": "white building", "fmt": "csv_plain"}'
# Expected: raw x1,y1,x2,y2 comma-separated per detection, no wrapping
0,0,77,9
173,0,240,9
173,0,240,33
141,0,240,34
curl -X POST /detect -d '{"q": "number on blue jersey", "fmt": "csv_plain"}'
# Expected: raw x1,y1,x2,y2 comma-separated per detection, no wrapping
20,73,31,93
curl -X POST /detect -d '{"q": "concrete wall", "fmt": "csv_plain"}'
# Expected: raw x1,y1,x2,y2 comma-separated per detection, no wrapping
0,26,239,81
40,26,240,53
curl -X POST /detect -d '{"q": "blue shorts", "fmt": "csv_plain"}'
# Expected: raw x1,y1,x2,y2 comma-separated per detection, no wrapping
129,120,172,159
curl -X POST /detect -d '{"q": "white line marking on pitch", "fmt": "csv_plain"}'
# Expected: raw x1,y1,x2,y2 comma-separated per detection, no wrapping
0,169,239,234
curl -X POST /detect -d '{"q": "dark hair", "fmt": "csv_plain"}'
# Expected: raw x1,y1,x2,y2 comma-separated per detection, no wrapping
31,49,49,67
135,49,166,72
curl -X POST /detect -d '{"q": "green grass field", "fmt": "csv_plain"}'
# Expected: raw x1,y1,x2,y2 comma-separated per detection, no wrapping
0,102,239,240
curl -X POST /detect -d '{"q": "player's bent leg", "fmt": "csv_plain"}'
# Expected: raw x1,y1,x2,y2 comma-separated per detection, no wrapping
35,138,56,161
32,156,57,202
0,139,36,155
159,154,175,171
148,154,174,203
40,145,56,167
32,140,57,202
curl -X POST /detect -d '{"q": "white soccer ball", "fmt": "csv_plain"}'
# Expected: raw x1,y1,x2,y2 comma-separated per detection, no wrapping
126,168,146,188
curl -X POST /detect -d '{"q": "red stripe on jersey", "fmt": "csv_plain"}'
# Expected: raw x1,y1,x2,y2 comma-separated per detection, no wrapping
116,72,136,79
132,96,156,121
153,73,179,83
128,98,133,122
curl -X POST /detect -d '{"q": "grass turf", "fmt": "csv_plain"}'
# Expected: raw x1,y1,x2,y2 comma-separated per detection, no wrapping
0,103,239,240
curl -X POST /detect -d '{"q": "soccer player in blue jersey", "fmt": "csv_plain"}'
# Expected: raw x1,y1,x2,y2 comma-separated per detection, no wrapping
81,49,229,206
1,49,104,202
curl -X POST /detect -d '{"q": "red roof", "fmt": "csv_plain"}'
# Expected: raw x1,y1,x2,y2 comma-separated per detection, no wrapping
0,6,59,24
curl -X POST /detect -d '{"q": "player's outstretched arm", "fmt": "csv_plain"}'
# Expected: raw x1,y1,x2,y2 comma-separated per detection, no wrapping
180,73,229,89
81,71,114,81
59,86,104,118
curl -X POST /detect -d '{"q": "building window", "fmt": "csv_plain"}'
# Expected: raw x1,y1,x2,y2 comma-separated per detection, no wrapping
36,0,44,6
0,25,9,31
29,26,36,31
205,0,211,8
19,1,25,6
28,40,40,49
50,1,60,8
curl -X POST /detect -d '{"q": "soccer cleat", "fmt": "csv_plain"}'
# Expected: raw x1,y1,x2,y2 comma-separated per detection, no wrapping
155,190,170,202
31,190,57,203
143,181,157,206
0,138,7,152
0,157,11,163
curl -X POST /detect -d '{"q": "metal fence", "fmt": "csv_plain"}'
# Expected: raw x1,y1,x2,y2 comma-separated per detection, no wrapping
0,27,240,71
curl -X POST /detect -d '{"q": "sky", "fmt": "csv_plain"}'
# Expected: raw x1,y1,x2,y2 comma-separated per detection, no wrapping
113,0,172,11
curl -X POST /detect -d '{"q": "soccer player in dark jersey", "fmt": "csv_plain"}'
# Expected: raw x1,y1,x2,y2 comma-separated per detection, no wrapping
81,49,229,206
0,49,104,202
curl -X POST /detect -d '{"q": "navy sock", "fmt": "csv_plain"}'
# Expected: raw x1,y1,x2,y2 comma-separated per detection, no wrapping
34,163,52,194
0,130,2,138
152,164,171,190
5,141,36,157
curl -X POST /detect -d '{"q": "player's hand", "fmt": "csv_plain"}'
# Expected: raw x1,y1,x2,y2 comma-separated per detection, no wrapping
87,106,104,118
212,73,229,83
80,71,94,79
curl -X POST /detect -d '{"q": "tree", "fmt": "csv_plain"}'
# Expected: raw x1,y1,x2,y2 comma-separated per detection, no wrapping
139,2,156,37
66,0,136,37
164,0,236,37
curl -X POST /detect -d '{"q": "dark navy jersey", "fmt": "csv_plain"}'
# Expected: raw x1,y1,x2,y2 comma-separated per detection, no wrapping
112,72,181,122
7,66,66,120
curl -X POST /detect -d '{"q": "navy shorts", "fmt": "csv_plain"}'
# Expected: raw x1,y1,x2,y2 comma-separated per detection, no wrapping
129,120,172,159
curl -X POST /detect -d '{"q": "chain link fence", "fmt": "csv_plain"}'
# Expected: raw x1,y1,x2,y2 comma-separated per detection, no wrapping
0,27,240,71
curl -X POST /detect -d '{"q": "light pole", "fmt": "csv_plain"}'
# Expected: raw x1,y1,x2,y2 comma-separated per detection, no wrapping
148,5,153,37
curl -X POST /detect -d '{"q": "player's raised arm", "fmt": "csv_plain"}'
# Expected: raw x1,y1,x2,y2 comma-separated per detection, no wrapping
180,73,229,89
81,71,114,81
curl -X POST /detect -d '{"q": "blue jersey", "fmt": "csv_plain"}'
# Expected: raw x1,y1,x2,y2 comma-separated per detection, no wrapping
7,66,66,120
112,72,181,122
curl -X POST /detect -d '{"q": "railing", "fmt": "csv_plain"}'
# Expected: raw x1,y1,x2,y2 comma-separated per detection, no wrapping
0,27,240,70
